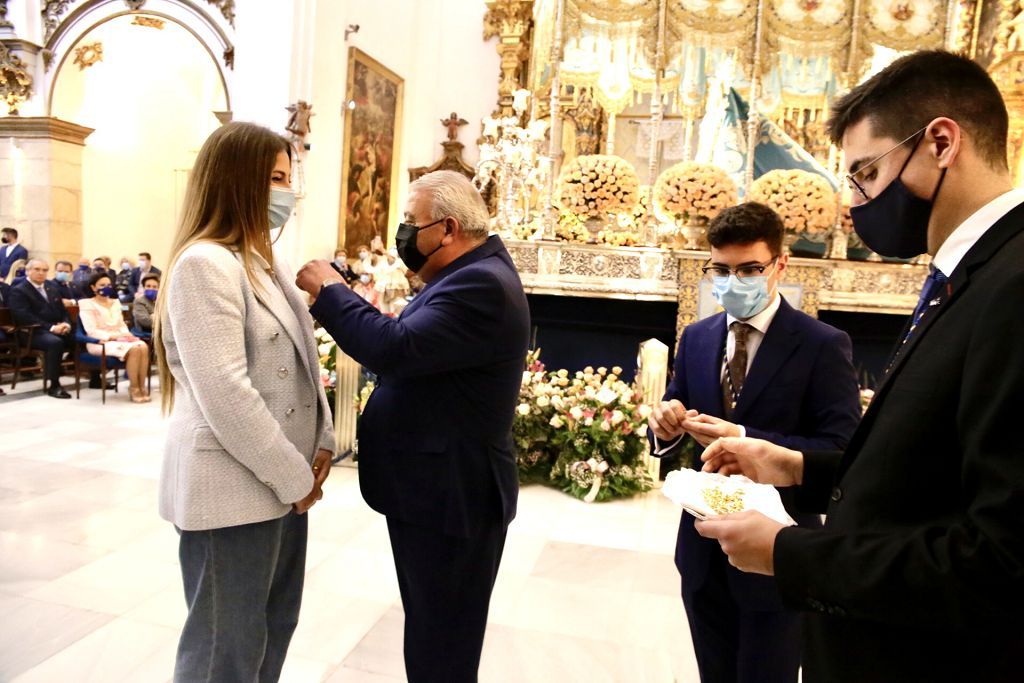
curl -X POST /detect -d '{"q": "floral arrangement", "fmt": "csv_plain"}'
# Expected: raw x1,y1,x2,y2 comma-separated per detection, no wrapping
653,161,737,225
839,204,854,234
596,229,641,247
554,211,590,243
515,351,654,502
749,169,837,234
557,154,640,218
315,325,337,413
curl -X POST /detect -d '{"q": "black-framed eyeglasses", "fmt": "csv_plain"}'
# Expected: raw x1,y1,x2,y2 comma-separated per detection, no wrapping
701,257,778,283
845,127,927,201
400,217,447,233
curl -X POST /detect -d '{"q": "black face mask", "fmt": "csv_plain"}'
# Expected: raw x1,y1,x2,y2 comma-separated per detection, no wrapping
1,236,8,244
395,218,447,273
849,133,947,259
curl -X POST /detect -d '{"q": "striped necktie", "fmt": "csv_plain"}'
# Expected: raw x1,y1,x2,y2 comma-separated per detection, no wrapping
903,266,947,345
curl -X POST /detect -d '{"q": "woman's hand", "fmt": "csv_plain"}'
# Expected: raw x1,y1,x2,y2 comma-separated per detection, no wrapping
293,449,333,514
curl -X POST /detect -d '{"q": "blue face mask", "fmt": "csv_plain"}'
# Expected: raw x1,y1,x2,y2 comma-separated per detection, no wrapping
55,271,71,283
712,274,773,320
144,289,158,302
97,285,116,298
269,187,296,231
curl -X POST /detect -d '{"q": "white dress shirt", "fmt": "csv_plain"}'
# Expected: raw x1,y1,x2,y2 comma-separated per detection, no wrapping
933,187,1024,277
654,291,783,453
4,242,18,259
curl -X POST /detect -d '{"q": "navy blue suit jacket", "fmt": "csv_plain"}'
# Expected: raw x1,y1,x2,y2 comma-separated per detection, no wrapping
310,236,530,538
0,244,28,279
128,266,162,297
9,279,71,328
659,297,861,608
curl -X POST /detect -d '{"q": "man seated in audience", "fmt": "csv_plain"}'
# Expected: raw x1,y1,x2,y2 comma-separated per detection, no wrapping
128,252,161,299
1,227,29,280
132,273,159,336
52,260,78,306
72,258,93,294
92,256,111,275
333,248,357,284
9,259,74,399
115,257,135,302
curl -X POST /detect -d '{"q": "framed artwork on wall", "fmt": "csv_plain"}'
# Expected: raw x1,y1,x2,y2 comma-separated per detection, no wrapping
339,47,404,252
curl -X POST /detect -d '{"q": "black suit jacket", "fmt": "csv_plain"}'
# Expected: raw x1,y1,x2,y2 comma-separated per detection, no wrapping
774,202,1024,682
657,298,860,608
311,237,530,538
10,279,71,328
0,281,10,307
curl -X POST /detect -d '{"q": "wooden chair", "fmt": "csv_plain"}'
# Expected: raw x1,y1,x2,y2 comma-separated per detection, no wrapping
73,315,124,404
0,307,47,391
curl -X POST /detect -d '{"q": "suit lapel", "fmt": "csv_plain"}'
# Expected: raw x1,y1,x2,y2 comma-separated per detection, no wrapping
733,299,801,420
691,315,727,415
273,256,324,387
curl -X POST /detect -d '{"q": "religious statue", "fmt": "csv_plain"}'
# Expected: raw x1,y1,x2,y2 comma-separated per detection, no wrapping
1005,0,1024,54
568,87,601,156
441,111,469,142
286,100,315,140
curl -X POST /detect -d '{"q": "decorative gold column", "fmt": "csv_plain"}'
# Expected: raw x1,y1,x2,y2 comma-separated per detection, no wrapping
333,348,361,458
484,0,535,118
0,117,93,265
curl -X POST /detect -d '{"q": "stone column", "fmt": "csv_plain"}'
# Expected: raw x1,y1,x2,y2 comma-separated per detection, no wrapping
0,117,93,264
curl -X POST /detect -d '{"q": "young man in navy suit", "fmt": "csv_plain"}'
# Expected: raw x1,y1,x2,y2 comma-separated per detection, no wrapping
9,259,74,398
296,171,530,683
1,227,29,279
649,202,861,683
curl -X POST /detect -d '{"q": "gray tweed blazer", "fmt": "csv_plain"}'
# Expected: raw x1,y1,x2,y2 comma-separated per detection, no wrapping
158,242,335,530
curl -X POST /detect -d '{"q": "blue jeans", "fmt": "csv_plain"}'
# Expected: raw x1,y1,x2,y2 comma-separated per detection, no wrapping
174,512,307,683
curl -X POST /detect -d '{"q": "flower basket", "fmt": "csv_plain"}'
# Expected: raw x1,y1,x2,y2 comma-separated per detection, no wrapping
749,170,837,255
653,161,737,249
557,154,640,221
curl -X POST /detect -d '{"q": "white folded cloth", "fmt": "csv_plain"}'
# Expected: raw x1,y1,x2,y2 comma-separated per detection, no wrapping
662,469,796,526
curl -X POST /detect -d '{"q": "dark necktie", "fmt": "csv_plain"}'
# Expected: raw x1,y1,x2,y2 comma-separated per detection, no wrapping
722,322,751,416
903,266,947,344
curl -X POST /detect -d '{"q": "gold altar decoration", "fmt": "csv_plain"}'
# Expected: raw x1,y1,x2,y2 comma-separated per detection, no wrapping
484,0,536,117
72,41,102,71
0,41,32,114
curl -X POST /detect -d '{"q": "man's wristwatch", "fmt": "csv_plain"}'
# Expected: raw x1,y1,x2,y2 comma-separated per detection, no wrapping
319,278,344,294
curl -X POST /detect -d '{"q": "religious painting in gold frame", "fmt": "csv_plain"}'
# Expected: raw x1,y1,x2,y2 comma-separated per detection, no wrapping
339,47,404,252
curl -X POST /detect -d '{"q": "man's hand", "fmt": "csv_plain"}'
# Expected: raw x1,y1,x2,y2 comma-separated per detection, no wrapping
694,510,784,575
648,399,691,441
700,437,804,487
49,323,70,335
293,449,333,514
296,260,342,298
681,413,742,447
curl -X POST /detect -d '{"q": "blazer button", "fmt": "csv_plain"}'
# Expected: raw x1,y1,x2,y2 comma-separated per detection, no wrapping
305,404,312,409
286,408,295,416
271,332,280,340
278,367,288,378
830,486,843,502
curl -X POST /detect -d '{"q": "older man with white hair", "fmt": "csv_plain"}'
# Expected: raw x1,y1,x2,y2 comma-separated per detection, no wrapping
9,258,74,398
297,170,530,682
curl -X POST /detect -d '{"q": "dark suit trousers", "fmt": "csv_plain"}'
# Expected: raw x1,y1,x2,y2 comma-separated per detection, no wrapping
387,516,507,683
31,330,73,385
683,549,801,683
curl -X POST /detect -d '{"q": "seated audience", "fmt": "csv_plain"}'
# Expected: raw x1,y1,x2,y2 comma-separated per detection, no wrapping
92,256,111,275
129,252,161,298
52,260,78,305
115,257,135,302
4,258,27,286
132,273,159,334
72,258,93,293
9,259,74,399
1,227,29,279
353,244,376,275
333,248,357,284
352,272,381,310
79,272,151,403
375,249,410,317
0,279,8,395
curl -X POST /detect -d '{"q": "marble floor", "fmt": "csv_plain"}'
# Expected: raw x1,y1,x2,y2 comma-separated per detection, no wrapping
0,380,699,682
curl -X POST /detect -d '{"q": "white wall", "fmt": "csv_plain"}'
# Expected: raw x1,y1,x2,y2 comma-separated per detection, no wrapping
292,0,500,265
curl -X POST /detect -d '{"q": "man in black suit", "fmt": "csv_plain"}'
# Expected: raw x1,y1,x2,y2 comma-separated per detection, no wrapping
0,280,10,395
649,203,861,683
10,259,73,398
128,252,162,299
296,171,530,682
696,50,1024,682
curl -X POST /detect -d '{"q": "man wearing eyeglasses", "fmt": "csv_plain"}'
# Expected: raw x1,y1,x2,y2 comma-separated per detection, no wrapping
648,202,861,683
695,50,1024,681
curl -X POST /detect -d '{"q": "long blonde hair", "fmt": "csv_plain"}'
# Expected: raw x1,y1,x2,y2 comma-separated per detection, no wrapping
154,121,291,414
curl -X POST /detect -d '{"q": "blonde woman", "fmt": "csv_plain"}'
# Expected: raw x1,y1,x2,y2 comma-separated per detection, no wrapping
78,271,150,402
154,122,335,682
3,258,26,285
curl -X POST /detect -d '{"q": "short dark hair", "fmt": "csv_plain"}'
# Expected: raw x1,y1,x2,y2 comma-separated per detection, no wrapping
2,227,16,238
88,271,112,288
139,252,152,260
141,273,160,287
827,50,1008,169
708,202,784,256
55,260,73,270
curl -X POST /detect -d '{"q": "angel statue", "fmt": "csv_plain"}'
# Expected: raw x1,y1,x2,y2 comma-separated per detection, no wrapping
441,112,469,142
286,101,315,140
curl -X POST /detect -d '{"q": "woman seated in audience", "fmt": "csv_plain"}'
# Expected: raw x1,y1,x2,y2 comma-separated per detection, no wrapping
3,258,26,286
132,273,159,335
79,271,151,402
352,271,381,310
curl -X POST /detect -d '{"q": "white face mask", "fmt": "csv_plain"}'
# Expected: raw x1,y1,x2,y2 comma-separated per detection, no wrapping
268,187,296,231
139,259,148,268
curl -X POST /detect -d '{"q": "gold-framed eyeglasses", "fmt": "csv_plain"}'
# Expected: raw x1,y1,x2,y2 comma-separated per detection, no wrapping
845,127,927,201
701,257,778,283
